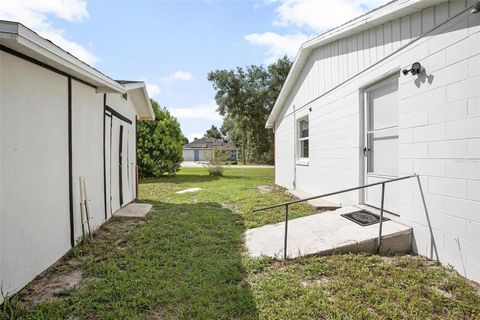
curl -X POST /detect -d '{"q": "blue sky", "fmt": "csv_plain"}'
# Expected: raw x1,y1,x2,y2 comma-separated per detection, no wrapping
1,0,388,142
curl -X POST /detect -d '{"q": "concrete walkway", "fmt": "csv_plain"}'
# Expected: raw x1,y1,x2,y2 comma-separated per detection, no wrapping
181,161,273,168
245,206,412,259
114,203,152,218
287,189,340,209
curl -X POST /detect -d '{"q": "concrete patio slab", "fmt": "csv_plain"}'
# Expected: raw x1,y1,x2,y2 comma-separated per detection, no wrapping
114,203,152,218
287,189,340,209
245,206,412,259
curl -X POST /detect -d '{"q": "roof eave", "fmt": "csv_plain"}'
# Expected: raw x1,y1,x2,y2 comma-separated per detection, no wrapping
266,0,441,128
123,82,155,121
0,21,125,93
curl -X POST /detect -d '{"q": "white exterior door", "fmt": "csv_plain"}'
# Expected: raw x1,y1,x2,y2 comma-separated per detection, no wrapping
363,75,400,214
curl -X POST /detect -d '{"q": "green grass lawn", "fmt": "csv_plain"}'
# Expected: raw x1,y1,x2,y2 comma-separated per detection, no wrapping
3,168,479,319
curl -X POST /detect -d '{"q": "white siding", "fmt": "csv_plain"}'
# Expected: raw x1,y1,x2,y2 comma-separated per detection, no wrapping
0,51,70,296
274,1,480,282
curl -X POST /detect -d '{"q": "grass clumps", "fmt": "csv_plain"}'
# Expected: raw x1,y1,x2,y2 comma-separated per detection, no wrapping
2,168,479,319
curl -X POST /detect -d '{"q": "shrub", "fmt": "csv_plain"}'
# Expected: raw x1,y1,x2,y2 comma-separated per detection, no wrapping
204,147,231,176
137,100,185,177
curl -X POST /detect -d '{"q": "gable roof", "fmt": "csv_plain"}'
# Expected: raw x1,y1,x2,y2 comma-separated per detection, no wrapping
117,81,155,120
183,138,237,150
266,0,442,128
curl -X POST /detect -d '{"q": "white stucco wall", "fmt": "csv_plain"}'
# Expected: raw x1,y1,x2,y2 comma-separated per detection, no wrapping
72,80,105,238
106,94,137,211
0,51,70,297
274,1,480,282
0,49,142,302
105,115,112,217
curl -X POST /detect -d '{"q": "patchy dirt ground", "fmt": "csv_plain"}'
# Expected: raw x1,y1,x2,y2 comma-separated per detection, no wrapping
256,184,284,193
17,258,89,307
15,216,145,308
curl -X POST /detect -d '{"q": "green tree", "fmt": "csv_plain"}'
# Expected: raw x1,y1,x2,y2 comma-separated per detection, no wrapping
208,56,292,164
137,99,185,177
203,125,222,140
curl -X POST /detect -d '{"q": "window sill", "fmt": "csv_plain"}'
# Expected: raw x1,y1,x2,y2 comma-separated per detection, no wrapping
296,159,309,166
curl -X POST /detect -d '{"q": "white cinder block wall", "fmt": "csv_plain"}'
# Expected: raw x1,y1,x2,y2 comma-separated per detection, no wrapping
274,1,480,282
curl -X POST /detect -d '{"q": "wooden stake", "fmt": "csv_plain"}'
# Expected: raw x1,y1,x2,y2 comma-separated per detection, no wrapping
82,177,92,238
79,177,86,238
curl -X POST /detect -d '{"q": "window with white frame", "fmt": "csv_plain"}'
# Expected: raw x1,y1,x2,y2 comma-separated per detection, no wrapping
298,117,309,159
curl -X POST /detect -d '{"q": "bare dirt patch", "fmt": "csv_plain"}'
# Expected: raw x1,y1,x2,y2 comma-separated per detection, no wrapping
257,185,283,193
16,216,145,308
300,276,336,287
17,258,91,307
221,202,239,213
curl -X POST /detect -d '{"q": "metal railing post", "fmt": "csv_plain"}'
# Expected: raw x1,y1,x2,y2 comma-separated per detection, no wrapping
416,174,439,261
251,174,418,260
284,204,289,260
377,183,386,254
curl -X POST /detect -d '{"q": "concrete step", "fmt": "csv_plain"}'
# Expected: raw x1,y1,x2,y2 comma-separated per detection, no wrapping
286,189,340,209
114,203,152,217
245,206,412,259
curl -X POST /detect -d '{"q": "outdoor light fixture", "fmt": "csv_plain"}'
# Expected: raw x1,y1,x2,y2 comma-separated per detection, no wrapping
471,2,480,14
402,62,423,76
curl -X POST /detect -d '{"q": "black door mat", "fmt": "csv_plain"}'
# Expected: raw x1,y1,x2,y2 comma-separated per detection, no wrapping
341,210,389,226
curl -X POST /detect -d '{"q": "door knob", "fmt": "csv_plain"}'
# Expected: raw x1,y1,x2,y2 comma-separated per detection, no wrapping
363,147,371,157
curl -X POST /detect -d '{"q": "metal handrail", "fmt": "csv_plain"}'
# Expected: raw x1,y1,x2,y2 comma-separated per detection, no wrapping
252,173,419,259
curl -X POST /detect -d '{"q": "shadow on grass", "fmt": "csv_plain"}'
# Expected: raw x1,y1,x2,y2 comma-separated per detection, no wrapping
9,202,259,319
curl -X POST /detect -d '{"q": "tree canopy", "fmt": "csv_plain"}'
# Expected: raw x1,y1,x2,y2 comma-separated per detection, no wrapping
203,125,222,140
208,56,292,164
137,99,185,177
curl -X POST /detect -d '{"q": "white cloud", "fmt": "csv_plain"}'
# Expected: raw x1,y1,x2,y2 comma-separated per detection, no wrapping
168,101,221,122
167,71,194,82
247,0,390,63
146,83,160,98
245,32,310,64
0,0,97,65
270,0,389,32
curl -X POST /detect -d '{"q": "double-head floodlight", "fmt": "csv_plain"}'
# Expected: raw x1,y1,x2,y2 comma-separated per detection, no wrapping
402,62,423,76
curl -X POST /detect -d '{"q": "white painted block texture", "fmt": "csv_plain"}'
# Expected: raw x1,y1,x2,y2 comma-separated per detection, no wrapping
273,1,480,282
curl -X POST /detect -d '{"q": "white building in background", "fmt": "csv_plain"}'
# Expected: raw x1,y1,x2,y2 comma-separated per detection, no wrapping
0,21,154,302
182,137,239,162
268,0,480,282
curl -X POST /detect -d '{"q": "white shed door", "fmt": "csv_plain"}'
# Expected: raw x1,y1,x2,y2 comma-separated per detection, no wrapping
364,75,399,214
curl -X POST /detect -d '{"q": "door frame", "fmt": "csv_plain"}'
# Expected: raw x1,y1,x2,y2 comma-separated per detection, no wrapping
119,125,124,207
359,70,400,209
